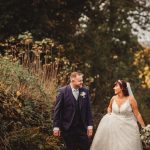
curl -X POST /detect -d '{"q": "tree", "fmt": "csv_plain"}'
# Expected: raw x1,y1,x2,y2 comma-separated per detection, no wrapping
0,0,87,41
71,0,149,105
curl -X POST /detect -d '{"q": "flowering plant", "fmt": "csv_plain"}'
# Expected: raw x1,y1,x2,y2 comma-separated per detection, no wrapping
140,124,150,149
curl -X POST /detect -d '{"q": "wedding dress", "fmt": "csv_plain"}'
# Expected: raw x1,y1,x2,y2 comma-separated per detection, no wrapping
90,99,143,150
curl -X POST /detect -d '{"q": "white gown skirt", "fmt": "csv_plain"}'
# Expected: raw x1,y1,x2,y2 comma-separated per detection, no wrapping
90,113,143,150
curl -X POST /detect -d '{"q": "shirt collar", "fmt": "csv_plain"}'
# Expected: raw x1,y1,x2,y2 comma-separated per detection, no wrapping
70,84,79,91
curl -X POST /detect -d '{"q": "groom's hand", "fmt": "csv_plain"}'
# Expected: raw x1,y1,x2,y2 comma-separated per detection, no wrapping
87,128,93,137
53,129,60,137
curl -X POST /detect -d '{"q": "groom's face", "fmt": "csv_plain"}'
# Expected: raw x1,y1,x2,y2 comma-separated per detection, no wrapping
72,75,83,88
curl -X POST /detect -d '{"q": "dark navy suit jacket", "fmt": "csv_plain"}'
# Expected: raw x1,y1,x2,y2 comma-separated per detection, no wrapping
53,85,93,131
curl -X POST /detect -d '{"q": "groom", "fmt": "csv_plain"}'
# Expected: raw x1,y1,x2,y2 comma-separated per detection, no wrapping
53,72,93,150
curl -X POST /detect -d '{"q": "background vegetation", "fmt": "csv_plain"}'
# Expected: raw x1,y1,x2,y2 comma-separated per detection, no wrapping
0,0,149,149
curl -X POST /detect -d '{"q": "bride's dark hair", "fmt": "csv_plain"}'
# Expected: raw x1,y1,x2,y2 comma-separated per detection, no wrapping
114,80,129,96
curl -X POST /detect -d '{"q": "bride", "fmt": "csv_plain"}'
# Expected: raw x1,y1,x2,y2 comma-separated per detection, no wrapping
90,80,145,150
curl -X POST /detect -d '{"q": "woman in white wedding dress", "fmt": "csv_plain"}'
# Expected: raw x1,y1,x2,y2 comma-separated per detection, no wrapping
90,80,145,150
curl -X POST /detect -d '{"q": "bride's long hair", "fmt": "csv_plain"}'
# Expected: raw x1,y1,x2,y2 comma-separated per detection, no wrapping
114,80,129,96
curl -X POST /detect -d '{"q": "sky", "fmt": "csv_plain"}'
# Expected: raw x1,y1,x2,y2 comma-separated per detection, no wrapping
132,23,150,47
133,0,150,47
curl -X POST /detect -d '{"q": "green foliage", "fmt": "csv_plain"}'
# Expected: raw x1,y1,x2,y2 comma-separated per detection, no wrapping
133,48,150,124
0,56,46,100
0,37,95,149
0,1,149,148
0,0,87,41
0,1,149,103
0,31,95,88
0,57,64,150
70,0,149,105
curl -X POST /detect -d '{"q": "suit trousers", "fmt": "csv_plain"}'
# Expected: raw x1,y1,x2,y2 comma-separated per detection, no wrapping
62,126,90,150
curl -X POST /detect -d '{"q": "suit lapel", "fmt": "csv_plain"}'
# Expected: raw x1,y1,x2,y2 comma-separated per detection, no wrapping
78,88,83,110
68,85,76,106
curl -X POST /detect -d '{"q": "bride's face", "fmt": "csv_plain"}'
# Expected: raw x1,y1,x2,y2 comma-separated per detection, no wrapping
113,83,122,95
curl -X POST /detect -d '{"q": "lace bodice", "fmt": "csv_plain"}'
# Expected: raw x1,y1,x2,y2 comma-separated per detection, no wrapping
112,99,134,117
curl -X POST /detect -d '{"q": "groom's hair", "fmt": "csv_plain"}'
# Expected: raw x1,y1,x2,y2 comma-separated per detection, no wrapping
70,72,83,80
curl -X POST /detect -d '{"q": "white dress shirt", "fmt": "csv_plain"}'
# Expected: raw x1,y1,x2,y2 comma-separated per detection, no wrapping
71,86,79,100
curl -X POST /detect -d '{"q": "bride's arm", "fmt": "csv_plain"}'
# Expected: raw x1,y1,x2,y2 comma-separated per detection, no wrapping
107,96,115,113
130,96,145,127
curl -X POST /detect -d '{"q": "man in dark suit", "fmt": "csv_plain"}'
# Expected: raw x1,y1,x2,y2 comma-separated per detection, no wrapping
53,72,93,150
